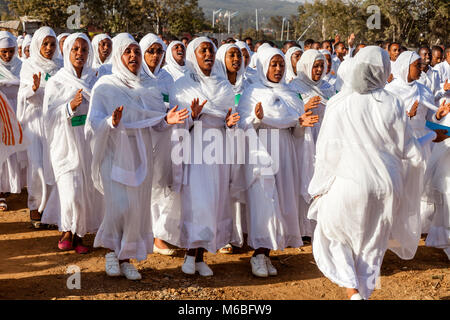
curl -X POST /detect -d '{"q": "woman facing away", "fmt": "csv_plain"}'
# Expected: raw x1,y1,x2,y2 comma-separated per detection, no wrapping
307,46,449,300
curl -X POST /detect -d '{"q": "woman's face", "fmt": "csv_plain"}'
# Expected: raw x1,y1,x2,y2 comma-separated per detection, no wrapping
0,47,15,63
266,54,285,83
24,46,30,58
59,36,68,56
241,48,250,68
171,43,185,66
98,38,112,62
40,36,57,59
290,50,302,75
225,47,242,74
324,54,332,74
311,59,324,81
69,38,89,71
144,43,164,72
408,58,422,82
121,44,142,75
195,42,215,76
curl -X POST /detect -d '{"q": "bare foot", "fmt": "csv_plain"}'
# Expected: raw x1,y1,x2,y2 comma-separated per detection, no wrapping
346,288,359,299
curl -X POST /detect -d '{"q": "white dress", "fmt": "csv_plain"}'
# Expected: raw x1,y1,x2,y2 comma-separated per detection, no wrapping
86,74,167,261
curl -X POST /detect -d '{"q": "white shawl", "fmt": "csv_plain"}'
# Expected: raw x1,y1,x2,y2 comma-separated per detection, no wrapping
0,31,22,84
212,43,245,95
162,40,187,81
91,34,112,69
284,46,302,83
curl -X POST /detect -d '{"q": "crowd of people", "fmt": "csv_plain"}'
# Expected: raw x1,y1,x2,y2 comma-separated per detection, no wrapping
0,26,449,300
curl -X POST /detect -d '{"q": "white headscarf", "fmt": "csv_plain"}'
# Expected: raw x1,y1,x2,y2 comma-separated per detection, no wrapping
163,40,186,80
386,50,436,114
213,43,245,94
235,40,253,66
319,49,332,73
0,31,21,81
22,34,32,50
17,35,23,47
28,26,61,76
58,33,97,95
285,46,302,83
294,49,332,101
56,33,70,58
91,34,112,69
110,34,142,88
139,33,166,80
184,37,233,117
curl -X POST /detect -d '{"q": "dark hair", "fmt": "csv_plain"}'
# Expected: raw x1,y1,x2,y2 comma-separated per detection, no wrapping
244,37,253,43
266,41,275,47
304,39,315,47
417,46,430,54
334,41,345,51
375,40,384,47
255,40,265,46
388,42,401,51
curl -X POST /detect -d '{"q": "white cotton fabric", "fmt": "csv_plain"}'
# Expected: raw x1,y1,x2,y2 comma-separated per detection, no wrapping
169,36,236,252
139,33,172,98
386,51,437,142
56,33,70,58
418,67,441,96
0,31,24,194
320,49,336,87
86,34,168,261
423,113,450,252
91,34,112,70
236,47,314,249
17,26,62,211
22,35,32,59
308,46,426,300
162,40,187,81
284,46,302,83
213,43,245,95
41,33,103,236
289,49,336,141
334,57,354,93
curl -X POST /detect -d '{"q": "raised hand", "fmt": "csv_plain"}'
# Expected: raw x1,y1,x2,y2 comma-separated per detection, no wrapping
406,100,419,118
304,96,321,112
444,79,450,92
387,74,394,83
433,129,449,142
226,108,240,128
166,105,189,125
347,33,356,47
190,98,207,119
299,111,319,127
436,99,450,120
70,89,83,111
112,106,123,127
32,72,41,92
334,34,340,45
255,102,264,120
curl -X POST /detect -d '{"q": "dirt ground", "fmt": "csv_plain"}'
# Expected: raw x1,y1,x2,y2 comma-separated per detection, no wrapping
0,191,448,300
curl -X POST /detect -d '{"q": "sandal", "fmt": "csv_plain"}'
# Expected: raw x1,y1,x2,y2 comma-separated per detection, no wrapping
30,210,45,229
0,198,7,211
219,244,233,254
58,240,73,251
74,244,89,254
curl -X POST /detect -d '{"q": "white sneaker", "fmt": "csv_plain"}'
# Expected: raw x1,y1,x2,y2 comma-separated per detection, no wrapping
153,244,176,256
120,262,142,280
250,254,268,277
105,252,121,277
182,255,196,275
195,262,213,277
265,256,278,276
350,293,363,300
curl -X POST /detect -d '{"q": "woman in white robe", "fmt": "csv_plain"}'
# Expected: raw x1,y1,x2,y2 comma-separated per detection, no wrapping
0,31,24,211
212,43,247,253
86,35,188,280
57,33,70,59
169,37,240,277
17,26,62,228
385,51,449,233
22,35,32,60
162,40,187,82
307,46,447,300
423,106,450,260
91,34,112,70
284,46,303,84
42,33,104,253
289,49,336,142
237,47,318,278
320,49,337,87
